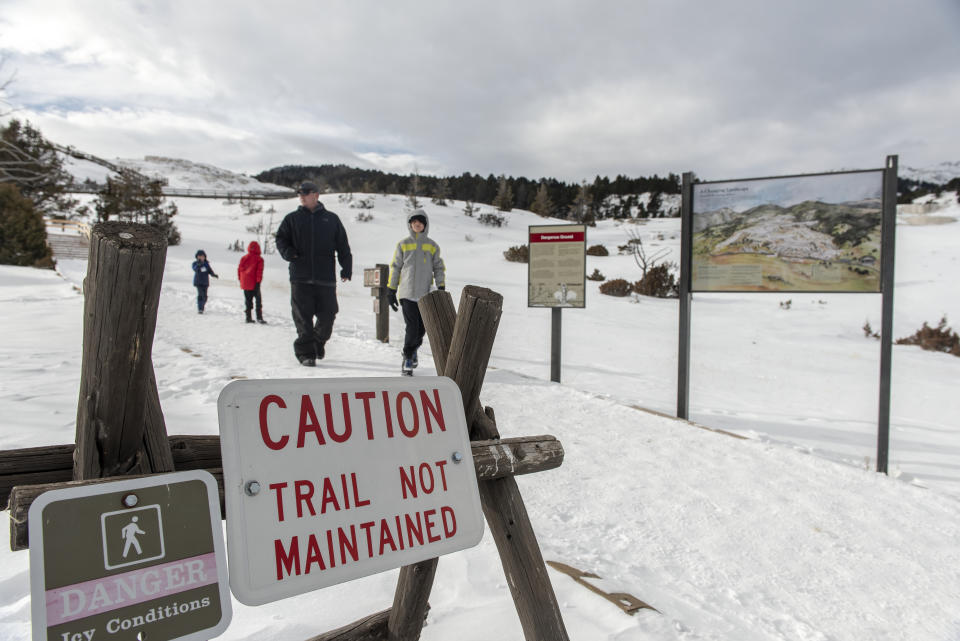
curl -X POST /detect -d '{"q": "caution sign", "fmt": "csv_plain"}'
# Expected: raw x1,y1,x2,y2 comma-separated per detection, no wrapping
217,376,485,606
28,471,231,641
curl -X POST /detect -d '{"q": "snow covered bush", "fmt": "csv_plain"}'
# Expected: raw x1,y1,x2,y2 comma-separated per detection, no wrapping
586,244,609,256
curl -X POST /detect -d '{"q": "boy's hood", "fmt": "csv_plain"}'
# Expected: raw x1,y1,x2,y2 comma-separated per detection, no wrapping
247,241,261,255
407,210,429,236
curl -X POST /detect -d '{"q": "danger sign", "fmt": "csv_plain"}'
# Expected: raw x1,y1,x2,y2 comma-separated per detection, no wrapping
217,376,485,605
28,471,231,641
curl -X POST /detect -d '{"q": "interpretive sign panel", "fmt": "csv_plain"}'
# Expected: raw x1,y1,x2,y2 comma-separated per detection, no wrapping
217,376,484,606
528,224,586,307
28,471,231,641
691,170,884,292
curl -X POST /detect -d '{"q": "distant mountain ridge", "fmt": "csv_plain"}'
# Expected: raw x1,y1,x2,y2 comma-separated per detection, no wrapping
900,161,960,186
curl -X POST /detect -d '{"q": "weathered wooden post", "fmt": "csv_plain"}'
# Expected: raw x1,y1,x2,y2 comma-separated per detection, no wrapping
363,264,390,343
387,286,570,641
73,222,174,480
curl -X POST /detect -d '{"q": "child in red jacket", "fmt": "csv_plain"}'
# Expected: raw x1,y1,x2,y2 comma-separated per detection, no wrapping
238,241,265,323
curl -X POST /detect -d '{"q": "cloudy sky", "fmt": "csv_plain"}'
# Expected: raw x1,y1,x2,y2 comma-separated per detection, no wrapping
2,0,958,182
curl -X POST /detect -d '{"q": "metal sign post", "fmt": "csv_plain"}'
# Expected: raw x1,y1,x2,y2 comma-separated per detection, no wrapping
678,173,693,419
876,154,898,474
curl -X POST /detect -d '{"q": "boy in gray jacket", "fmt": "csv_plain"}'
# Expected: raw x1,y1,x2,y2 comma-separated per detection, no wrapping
386,210,445,375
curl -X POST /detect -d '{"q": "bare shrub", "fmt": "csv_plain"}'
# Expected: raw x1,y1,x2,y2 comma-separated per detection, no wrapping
479,212,505,227
587,268,605,281
351,197,374,209
896,316,960,357
599,278,632,297
503,245,529,263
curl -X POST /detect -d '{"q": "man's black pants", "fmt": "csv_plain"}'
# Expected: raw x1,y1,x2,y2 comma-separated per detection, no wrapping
291,282,338,361
400,298,425,360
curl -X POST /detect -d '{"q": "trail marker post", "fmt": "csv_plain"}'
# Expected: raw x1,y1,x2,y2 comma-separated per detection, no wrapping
363,264,390,343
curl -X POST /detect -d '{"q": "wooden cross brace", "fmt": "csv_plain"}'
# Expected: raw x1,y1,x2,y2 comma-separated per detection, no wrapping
380,286,570,641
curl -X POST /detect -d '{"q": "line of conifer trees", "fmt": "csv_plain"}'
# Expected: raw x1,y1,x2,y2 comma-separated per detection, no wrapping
255,164,682,219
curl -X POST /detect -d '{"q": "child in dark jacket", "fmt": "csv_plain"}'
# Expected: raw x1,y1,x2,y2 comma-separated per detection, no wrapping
238,241,265,323
191,249,218,313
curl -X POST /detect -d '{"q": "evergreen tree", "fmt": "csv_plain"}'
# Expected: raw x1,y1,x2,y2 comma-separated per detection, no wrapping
530,182,555,217
0,182,53,266
406,169,422,209
94,172,180,245
492,175,514,212
647,191,663,218
431,178,451,206
0,119,76,216
572,180,593,223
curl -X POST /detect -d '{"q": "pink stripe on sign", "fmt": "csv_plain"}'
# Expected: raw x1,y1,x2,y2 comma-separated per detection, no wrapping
46,553,218,626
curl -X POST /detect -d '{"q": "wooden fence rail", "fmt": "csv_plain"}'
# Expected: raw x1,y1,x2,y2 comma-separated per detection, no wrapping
45,218,92,238
4,434,563,551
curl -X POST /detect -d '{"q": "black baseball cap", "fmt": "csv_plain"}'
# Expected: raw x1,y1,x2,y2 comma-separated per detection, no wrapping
295,181,319,195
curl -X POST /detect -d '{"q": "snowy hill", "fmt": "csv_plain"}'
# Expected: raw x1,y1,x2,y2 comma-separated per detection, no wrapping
900,160,960,185
60,151,288,191
2,163,960,640
119,156,288,191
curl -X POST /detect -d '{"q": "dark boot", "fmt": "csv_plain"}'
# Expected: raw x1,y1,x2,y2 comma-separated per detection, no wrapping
256,309,266,324
245,310,254,324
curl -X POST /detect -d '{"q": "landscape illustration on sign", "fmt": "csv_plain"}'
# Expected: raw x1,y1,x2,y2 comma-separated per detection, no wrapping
691,171,884,292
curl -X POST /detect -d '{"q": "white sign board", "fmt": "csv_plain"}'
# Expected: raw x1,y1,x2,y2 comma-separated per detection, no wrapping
218,376,485,605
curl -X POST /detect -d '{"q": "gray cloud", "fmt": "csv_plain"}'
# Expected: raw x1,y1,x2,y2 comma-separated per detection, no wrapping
2,0,958,182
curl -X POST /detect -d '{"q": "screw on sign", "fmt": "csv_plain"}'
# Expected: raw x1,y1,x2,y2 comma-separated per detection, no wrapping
218,376,486,605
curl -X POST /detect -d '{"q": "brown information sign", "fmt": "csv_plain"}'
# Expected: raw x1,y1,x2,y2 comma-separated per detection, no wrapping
28,471,231,641
527,224,587,308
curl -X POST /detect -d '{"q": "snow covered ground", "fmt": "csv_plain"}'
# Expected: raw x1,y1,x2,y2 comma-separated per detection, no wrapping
1,185,959,640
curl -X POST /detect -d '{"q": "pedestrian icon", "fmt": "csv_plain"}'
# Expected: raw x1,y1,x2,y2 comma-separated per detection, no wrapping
101,504,165,570
121,516,146,558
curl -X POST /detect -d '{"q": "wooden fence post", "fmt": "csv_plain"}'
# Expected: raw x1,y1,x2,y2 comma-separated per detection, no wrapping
442,287,569,641
385,290,457,640
73,222,174,480
386,286,569,641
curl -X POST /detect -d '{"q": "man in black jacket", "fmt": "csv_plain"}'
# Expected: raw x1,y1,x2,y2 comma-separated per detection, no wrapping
275,182,352,366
